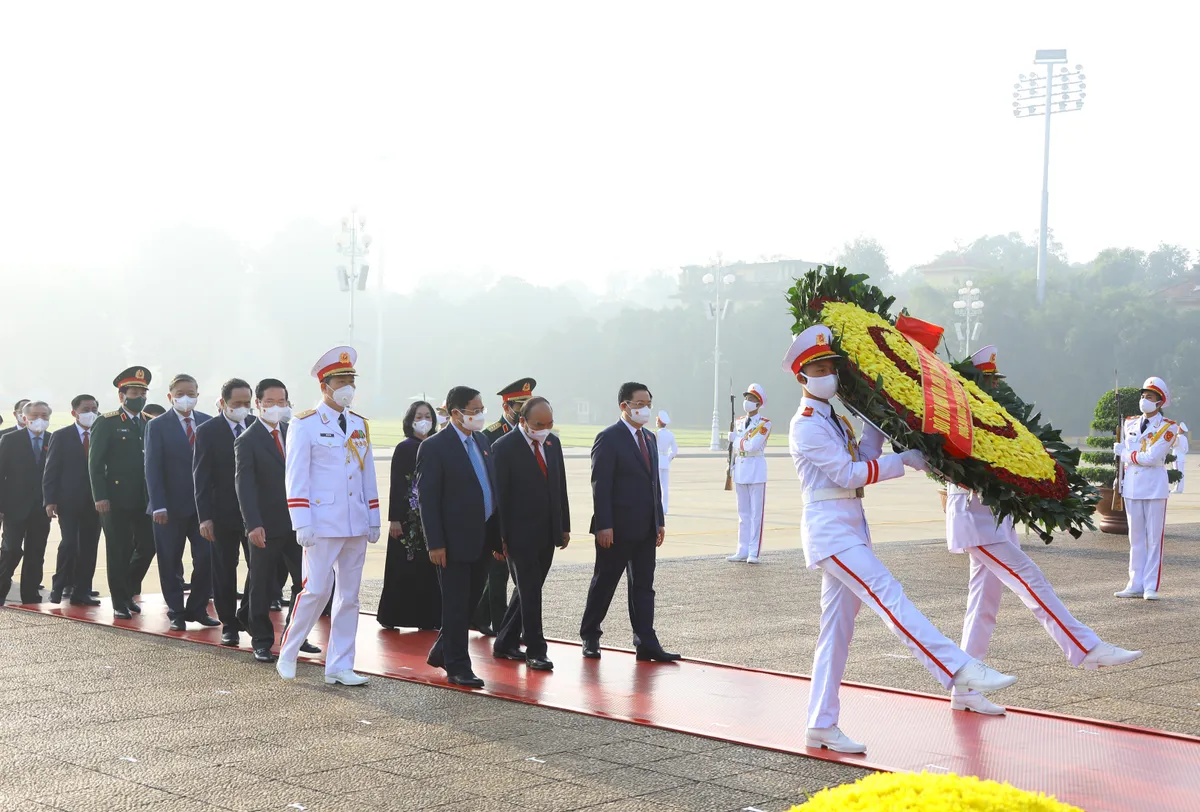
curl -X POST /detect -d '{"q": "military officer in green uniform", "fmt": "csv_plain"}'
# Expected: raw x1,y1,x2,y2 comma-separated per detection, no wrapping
474,377,537,635
89,367,157,619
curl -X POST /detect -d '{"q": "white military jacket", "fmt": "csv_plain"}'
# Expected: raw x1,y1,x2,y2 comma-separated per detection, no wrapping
945,484,1017,553
788,396,905,568
730,413,771,484
1119,413,1178,501
657,428,678,471
285,401,381,538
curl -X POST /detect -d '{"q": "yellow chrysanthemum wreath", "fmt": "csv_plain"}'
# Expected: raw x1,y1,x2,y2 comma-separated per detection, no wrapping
791,771,1083,812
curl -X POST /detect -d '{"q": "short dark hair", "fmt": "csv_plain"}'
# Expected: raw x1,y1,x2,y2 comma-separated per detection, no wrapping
617,382,652,405
71,394,98,410
521,396,551,419
13,398,30,412
255,378,288,401
403,400,438,440
143,403,166,417
445,386,480,414
168,374,197,390
221,378,253,401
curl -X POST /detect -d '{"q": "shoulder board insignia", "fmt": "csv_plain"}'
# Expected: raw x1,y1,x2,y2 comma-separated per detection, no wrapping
801,406,814,417
348,410,368,421
760,417,771,424
486,420,504,433
102,410,121,419
1166,431,1175,442
295,409,318,420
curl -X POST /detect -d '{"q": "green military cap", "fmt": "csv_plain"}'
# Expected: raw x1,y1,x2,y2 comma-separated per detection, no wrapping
114,366,152,389
498,377,537,405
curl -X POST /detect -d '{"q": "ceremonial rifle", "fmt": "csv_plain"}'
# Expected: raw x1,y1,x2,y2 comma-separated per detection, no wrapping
724,379,735,491
1112,370,1125,512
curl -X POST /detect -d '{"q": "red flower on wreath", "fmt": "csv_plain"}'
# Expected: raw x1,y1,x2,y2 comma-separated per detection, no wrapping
808,296,837,312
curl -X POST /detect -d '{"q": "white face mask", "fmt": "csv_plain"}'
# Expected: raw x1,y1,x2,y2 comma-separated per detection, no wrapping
803,373,839,400
459,411,487,432
27,418,49,434
525,426,551,442
261,405,288,424
437,413,449,426
15,414,27,427
1139,397,1159,415
743,399,760,414
172,395,197,414
281,406,293,423
627,406,652,425
76,411,98,428
226,406,251,423
330,385,356,409
413,419,433,436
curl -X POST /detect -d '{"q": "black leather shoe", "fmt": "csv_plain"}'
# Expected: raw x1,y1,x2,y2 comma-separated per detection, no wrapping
269,600,283,612
279,597,291,607
493,647,527,661
169,618,187,632
182,581,191,590
63,586,75,597
49,590,63,604
636,647,682,663
221,631,240,647
127,601,141,614
254,648,278,663
426,648,445,670
526,657,554,672
299,641,321,655
90,590,100,597
21,596,43,605
114,608,132,620
582,639,601,659
189,614,220,627
71,597,102,607
448,673,485,689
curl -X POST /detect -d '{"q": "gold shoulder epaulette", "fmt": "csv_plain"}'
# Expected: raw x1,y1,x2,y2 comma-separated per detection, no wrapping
102,409,121,419
295,409,318,420
486,420,504,433
349,409,368,421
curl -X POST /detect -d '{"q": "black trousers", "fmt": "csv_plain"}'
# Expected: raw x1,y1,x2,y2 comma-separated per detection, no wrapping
102,507,155,607
210,524,248,633
52,509,101,600
0,511,51,604
579,537,660,650
496,543,556,659
473,557,509,631
430,550,490,677
248,534,302,651
153,513,213,620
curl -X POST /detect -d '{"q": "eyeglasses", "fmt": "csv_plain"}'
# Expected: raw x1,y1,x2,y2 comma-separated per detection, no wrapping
458,407,488,417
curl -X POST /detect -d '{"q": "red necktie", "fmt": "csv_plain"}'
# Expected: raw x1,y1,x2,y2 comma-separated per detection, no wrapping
272,429,284,457
185,417,195,446
636,428,651,470
83,430,90,458
532,439,547,478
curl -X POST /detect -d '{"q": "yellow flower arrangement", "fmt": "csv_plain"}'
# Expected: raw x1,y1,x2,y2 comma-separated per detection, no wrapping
791,771,1083,812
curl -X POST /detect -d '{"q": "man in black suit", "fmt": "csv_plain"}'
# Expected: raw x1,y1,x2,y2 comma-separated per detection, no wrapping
0,399,30,439
579,382,680,662
417,385,502,689
43,394,103,605
492,397,570,671
0,401,53,604
235,378,319,663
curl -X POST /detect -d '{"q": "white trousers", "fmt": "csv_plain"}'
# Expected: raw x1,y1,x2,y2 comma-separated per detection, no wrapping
659,468,671,515
279,536,368,674
734,483,766,559
808,543,970,729
1125,498,1167,592
952,541,1100,697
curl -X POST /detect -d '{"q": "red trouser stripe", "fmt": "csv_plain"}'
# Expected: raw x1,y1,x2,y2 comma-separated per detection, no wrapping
756,486,767,554
1155,521,1165,591
978,545,1088,655
830,554,952,678
279,564,308,650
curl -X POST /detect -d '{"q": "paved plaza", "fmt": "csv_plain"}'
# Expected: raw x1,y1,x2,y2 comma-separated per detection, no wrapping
1,455,1197,810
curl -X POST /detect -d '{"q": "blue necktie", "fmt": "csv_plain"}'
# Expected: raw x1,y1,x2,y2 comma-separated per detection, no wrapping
466,435,494,520
32,435,43,465
234,423,244,438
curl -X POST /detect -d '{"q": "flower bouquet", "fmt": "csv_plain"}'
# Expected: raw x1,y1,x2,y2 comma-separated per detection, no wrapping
400,473,428,561
790,770,1083,811
786,265,1098,542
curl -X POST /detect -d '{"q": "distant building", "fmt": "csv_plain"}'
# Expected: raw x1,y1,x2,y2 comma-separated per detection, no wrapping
678,258,827,308
1155,272,1200,312
912,255,995,291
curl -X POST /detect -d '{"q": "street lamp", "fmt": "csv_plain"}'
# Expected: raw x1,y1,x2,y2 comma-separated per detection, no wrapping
336,208,371,342
952,281,984,358
1013,49,1086,306
702,260,737,451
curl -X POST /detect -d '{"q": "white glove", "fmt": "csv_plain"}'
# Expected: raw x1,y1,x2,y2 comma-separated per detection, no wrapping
367,526,380,543
296,526,317,548
900,450,928,472
1113,442,1127,461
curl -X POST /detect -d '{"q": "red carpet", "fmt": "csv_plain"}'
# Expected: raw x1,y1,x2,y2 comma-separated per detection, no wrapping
12,595,1200,812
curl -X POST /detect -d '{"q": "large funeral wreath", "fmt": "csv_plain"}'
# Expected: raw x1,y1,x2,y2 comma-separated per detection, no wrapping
786,265,1098,542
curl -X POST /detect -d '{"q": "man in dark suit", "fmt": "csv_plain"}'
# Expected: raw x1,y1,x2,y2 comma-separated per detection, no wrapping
579,382,680,662
492,396,570,671
0,401,53,604
417,385,503,689
144,373,216,630
235,378,320,663
43,394,103,606
0,399,30,439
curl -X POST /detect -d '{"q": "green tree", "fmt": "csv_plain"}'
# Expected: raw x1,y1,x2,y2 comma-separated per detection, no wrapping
835,236,891,281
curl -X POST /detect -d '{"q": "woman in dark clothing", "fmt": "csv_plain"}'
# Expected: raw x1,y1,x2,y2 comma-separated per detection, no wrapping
377,401,442,630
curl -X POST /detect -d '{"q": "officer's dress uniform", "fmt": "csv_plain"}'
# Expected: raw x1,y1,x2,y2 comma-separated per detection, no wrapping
279,382,380,677
1117,377,1178,599
656,411,677,515
729,385,770,563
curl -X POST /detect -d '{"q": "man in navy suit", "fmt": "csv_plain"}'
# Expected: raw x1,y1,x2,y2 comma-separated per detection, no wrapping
144,374,217,630
0,401,53,604
579,382,680,662
416,385,503,689
43,394,103,605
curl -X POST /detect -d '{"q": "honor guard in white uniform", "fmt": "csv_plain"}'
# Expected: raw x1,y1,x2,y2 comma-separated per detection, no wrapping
277,346,381,685
655,411,678,515
1115,376,1178,600
1170,422,1188,494
727,384,771,563
945,347,1141,716
784,326,1016,754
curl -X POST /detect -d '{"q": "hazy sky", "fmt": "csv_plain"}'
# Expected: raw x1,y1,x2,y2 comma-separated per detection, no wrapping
2,1,1194,292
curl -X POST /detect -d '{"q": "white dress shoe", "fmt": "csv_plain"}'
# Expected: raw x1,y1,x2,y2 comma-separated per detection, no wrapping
1143,589,1161,601
746,556,760,564
726,554,747,562
951,660,1017,694
1114,586,1142,598
276,658,297,681
1081,642,1143,670
805,726,866,754
950,693,1006,716
325,670,369,686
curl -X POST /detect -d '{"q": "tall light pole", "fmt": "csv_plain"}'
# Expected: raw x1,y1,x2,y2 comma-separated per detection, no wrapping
703,257,736,451
953,281,985,359
336,208,371,342
1013,49,1086,305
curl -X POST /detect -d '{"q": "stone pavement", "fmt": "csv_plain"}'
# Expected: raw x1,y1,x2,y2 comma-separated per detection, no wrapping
2,523,1196,810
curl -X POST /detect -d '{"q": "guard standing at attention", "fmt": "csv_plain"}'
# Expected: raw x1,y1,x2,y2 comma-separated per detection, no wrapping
88,367,157,620
276,346,380,686
655,411,678,515
727,383,770,564
1115,376,1178,601
476,377,536,635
